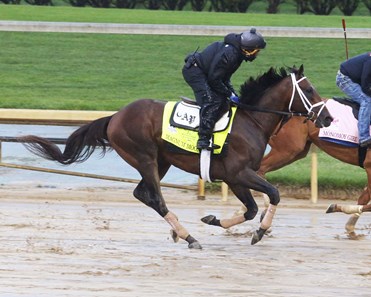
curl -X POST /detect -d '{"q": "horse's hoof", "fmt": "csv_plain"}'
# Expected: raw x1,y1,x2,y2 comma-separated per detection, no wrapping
201,215,215,224
265,227,272,235
170,229,179,243
326,204,337,213
188,241,202,249
346,231,358,240
251,228,266,245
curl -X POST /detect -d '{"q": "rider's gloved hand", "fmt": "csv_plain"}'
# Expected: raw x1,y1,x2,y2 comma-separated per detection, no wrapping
230,93,239,104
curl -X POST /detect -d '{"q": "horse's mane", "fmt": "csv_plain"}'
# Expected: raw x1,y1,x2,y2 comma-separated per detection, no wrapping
239,66,299,105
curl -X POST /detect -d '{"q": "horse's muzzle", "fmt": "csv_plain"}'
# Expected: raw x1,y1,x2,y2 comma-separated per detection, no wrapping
315,115,333,128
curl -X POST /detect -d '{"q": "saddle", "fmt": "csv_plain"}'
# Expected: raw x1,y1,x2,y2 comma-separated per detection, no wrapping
161,99,237,155
170,97,232,132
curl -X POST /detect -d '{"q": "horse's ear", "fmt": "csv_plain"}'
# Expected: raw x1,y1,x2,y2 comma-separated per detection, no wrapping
298,64,304,75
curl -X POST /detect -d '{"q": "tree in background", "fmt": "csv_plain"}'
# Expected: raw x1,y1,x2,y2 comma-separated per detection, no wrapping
0,0,21,3
65,0,86,6
294,0,310,14
24,0,52,4
307,0,338,15
266,0,284,13
209,0,254,12
190,0,207,11
143,0,161,9
362,0,371,13
337,0,360,15
113,0,138,8
162,0,188,10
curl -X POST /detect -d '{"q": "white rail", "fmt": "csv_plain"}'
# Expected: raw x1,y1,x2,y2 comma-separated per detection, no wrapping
0,21,370,39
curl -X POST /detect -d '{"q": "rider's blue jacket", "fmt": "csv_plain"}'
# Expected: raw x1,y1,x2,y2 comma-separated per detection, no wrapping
340,52,371,97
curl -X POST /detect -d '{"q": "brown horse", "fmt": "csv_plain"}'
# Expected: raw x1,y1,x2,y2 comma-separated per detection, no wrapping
256,113,371,237
17,66,332,248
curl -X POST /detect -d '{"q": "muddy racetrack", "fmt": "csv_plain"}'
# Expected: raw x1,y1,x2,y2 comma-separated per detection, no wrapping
0,185,370,297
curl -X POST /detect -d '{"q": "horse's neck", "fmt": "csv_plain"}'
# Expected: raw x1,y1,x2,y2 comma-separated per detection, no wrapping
248,88,291,137
241,108,284,142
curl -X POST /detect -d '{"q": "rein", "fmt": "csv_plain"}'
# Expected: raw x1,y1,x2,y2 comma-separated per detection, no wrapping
236,103,307,118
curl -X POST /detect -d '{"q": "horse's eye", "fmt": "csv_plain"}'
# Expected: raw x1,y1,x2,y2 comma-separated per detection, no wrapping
305,87,313,96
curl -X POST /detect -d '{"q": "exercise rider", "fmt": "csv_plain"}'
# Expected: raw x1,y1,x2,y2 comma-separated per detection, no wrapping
182,28,266,150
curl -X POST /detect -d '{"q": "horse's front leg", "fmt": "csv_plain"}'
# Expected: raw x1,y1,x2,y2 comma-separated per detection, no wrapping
201,186,258,228
234,193,270,223
201,169,280,245
239,171,280,245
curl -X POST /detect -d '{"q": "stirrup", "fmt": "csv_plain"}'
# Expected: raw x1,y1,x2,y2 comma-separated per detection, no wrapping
197,141,220,151
197,134,220,151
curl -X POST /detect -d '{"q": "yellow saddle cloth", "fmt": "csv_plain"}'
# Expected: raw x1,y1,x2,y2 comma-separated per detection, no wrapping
161,101,237,154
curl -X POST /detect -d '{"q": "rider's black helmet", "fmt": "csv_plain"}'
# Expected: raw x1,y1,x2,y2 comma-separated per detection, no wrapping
240,28,266,60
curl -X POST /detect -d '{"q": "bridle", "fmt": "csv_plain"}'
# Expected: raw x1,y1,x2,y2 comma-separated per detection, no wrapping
288,73,327,123
236,72,327,123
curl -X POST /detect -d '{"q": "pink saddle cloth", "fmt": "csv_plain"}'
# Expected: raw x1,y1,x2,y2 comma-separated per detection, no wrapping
319,99,364,147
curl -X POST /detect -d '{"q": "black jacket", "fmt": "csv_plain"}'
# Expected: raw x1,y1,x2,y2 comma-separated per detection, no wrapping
340,52,371,97
194,33,246,97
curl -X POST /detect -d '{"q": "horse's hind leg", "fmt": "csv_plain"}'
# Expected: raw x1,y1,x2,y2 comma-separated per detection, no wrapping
345,188,369,237
326,187,369,238
108,116,201,248
133,180,201,249
326,186,369,214
132,159,202,249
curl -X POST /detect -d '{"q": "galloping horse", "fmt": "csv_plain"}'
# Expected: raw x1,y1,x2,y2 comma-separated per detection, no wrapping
256,114,371,237
17,65,332,248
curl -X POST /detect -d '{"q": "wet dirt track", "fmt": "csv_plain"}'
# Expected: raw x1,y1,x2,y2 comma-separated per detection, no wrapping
0,188,370,297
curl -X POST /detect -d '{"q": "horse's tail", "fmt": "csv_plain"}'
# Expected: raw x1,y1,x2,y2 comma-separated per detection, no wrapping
17,116,113,165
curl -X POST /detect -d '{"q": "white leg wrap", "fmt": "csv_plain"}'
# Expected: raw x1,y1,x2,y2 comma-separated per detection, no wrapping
340,205,363,214
220,215,246,229
345,214,361,233
263,194,270,208
164,211,189,240
260,204,277,230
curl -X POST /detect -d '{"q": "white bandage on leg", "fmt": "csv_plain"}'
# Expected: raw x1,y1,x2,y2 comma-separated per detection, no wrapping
340,205,363,214
260,204,277,230
164,211,189,240
345,214,360,233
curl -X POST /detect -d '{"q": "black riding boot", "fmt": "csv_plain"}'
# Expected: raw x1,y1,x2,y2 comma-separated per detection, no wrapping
197,103,221,150
197,132,221,150
197,133,212,150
